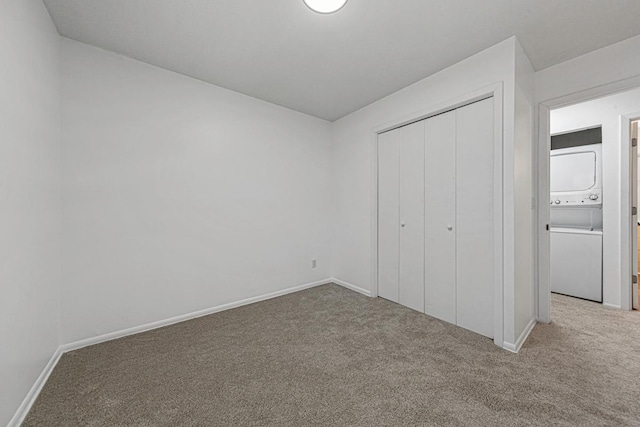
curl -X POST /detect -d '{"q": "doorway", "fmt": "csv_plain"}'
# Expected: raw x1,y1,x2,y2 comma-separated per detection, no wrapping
548,125,602,304
538,86,640,322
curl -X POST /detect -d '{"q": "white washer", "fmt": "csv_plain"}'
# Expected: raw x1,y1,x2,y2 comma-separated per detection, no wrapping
550,227,602,302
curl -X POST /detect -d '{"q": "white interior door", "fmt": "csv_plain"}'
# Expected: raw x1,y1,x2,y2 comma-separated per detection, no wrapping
455,98,495,339
633,120,639,310
424,111,457,324
399,121,425,312
378,129,400,303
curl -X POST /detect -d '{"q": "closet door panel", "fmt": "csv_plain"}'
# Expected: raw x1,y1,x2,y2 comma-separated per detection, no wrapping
424,111,457,324
455,98,494,338
399,121,425,312
378,129,400,303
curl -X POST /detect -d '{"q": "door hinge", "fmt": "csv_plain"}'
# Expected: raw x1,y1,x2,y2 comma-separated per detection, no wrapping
633,275,638,284
546,224,549,231
633,207,637,216
633,138,638,147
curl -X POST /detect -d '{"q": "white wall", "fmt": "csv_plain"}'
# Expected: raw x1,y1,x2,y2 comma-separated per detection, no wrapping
550,87,640,308
514,42,536,339
61,39,333,344
0,0,61,425
330,37,533,348
536,35,640,105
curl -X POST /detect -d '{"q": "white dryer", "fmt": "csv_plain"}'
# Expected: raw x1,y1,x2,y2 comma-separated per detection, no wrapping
550,143,602,208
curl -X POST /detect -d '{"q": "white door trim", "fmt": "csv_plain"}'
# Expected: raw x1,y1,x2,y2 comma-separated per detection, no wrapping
622,112,640,310
536,103,551,322
536,75,640,321
370,82,504,348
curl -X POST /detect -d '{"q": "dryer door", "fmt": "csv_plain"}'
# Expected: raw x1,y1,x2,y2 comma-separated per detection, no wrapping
550,151,597,192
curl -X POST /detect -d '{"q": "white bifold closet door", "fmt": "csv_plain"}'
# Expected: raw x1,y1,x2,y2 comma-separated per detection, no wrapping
378,129,400,303
424,99,494,338
454,98,494,338
399,122,425,312
379,97,494,339
424,111,457,325
378,121,425,311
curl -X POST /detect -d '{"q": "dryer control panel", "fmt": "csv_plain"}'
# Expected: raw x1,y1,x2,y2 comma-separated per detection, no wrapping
550,190,602,207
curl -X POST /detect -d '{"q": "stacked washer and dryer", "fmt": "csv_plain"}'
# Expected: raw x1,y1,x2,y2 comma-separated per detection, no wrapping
550,128,603,303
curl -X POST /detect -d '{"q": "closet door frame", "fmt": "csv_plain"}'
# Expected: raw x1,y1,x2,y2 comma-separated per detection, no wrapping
373,83,504,348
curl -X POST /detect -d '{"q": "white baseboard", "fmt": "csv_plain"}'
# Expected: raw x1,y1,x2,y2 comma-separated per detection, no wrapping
8,348,63,427
602,302,621,310
331,278,372,297
61,278,334,353
503,317,537,353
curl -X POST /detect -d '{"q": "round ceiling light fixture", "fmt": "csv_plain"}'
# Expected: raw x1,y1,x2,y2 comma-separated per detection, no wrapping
303,0,348,14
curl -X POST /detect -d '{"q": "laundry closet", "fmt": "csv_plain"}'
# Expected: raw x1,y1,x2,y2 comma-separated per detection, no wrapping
549,128,603,303
378,97,495,339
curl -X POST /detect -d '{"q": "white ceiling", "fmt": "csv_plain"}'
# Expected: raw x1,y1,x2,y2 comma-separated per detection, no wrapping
43,0,640,121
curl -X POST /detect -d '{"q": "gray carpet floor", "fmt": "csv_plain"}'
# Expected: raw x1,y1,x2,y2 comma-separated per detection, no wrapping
24,284,640,426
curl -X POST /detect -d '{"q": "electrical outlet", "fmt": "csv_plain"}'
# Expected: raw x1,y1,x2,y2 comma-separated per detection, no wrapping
312,259,317,269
